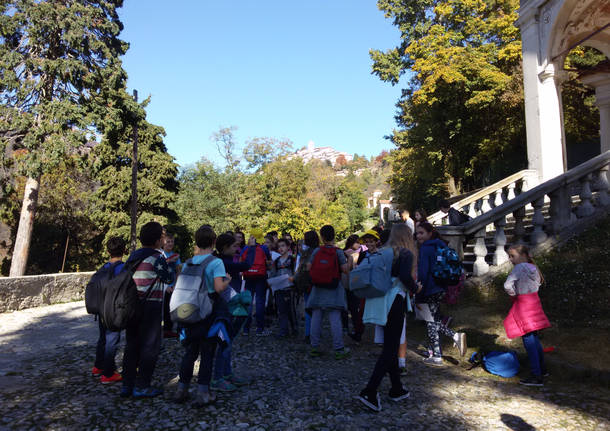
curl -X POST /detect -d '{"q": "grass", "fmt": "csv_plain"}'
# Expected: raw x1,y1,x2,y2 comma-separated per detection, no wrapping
412,215,610,381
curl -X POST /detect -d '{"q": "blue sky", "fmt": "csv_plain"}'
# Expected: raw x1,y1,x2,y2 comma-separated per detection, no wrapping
119,1,404,167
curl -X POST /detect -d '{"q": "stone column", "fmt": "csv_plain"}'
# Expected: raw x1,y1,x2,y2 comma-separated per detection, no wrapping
580,72,610,155
517,8,566,182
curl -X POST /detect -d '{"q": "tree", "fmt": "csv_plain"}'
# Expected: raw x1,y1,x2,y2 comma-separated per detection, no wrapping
0,0,128,275
211,126,241,171
242,137,293,171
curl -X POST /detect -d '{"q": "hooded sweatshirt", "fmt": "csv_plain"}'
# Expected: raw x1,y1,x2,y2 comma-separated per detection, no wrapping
503,262,541,296
417,238,448,300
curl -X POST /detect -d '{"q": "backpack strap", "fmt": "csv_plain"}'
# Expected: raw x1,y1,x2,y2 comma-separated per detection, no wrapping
193,255,217,293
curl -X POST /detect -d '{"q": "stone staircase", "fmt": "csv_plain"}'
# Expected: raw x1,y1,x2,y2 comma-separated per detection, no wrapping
434,151,610,278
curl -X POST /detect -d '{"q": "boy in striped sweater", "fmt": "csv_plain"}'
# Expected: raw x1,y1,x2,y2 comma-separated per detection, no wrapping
120,222,175,398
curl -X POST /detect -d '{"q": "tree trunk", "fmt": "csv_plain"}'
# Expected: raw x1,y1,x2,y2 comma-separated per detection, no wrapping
9,176,40,276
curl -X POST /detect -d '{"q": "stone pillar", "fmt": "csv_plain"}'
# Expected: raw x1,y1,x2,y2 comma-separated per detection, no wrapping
580,72,610,155
517,9,566,183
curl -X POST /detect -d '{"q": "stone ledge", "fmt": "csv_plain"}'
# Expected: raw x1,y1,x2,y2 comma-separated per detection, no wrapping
0,272,94,313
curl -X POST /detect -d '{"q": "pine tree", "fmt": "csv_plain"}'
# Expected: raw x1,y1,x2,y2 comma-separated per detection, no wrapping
0,0,128,275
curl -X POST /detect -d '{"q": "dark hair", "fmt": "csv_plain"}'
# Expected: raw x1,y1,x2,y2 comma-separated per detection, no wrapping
164,231,175,240
234,231,246,248
417,221,440,239
320,225,335,242
195,225,217,249
379,229,391,246
304,230,320,249
268,230,278,238
107,237,126,257
224,230,234,237
343,234,359,251
277,238,289,248
415,208,428,220
439,199,450,209
215,233,236,255
139,222,164,247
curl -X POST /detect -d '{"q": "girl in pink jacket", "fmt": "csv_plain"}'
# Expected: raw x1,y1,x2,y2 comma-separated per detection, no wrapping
503,245,551,387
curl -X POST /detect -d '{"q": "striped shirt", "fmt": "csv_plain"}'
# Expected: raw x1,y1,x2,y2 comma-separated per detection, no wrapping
132,251,174,302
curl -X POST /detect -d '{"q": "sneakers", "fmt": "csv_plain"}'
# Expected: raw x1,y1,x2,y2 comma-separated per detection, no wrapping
91,366,103,377
193,391,216,407
335,347,351,360
423,356,444,366
399,367,408,376
453,332,467,357
389,387,410,401
309,347,322,358
100,372,122,385
225,373,248,387
519,376,544,387
255,329,271,337
173,385,190,403
133,387,164,398
355,389,381,412
211,378,237,392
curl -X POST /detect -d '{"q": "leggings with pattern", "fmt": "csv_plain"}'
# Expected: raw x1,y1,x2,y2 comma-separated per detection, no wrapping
425,292,456,357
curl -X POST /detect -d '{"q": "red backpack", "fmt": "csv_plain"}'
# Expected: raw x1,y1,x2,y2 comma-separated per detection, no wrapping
241,245,267,278
309,246,340,289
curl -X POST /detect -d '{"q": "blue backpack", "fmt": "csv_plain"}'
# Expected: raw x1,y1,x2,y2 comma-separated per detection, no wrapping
469,350,520,378
349,251,392,299
432,245,462,286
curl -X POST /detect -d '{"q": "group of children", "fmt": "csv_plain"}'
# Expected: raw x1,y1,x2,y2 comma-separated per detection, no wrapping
91,216,551,410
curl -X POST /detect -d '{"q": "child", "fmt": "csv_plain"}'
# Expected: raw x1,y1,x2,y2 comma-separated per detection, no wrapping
504,245,550,387
162,232,181,338
91,236,126,384
121,222,174,398
306,225,350,359
270,238,298,337
174,226,232,405
294,230,320,343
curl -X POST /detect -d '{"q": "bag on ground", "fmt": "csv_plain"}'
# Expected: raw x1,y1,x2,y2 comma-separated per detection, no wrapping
432,245,463,286
469,350,520,378
101,259,151,331
85,262,121,315
349,252,392,298
169,256,216,324
309,246,340,289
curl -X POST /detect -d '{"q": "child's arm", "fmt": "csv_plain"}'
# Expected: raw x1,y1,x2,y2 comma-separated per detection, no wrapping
504,267,519,296
213,274,232,293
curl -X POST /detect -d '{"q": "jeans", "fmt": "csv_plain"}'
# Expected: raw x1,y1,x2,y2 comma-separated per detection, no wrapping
122,301,162,389
365,295,405,393
179,321,217,387
304,293,311,336
244,278,268,333
94,319,121,377
522,331,546,377
275,290,297,336
310,308,344,350
424,293,455,357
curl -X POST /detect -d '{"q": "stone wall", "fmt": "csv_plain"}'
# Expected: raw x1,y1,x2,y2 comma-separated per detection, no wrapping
0,272,94,313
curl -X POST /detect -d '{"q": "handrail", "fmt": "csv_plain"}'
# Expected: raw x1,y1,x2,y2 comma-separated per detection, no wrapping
428,169,538,224
439,151,610,236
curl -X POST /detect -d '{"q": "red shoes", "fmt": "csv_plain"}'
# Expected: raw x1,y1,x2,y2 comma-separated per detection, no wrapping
101,372,123,384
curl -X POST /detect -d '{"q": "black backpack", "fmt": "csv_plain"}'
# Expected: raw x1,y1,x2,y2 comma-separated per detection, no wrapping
101,258,156,331
85,261,122,315
293,249,313,294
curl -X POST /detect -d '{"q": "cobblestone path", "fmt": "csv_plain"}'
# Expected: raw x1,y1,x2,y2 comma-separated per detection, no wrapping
1,301,609,431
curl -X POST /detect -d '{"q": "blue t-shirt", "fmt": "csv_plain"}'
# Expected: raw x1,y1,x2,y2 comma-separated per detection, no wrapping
191,253,227,293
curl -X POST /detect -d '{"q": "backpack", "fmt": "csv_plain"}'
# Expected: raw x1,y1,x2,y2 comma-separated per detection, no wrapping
169,255,216,324
85,261,121,315
101,258,156,332
241,245,267,278
349,251,392,299
309,246,340,289
468,350,520,378
293,249,313,294
432,245,463,286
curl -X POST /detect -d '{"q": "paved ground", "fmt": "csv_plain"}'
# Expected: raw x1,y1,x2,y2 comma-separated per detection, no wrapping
0,301,609,431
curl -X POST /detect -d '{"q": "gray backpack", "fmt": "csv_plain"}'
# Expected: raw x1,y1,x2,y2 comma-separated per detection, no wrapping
169,255,216,324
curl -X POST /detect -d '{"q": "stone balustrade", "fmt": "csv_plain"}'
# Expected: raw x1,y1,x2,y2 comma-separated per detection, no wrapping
428,169,539,226
438,151,610,277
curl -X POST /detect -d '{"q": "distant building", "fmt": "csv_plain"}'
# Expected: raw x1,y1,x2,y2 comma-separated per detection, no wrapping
288,140,353,166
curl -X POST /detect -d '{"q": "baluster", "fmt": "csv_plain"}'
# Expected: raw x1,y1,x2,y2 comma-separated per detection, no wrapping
507,182,517,200
596,164,609,207
493,216,508,266
481,195,492,214
473,228,490,276
576,174,595,218
512,207,526,245
494,189,505,207
530,197,548,245
548,184,572,235
468,201,477,219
